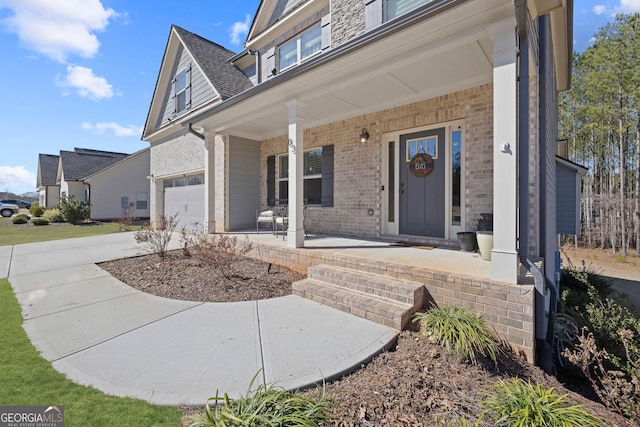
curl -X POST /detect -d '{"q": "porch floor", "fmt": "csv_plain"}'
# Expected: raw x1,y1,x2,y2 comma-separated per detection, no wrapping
233,231,492,280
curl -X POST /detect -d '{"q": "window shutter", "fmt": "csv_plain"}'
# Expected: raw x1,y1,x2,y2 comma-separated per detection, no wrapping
365,0,383,30
264,47,276,80
170,76,177,114
321,14,331,51
185,65,192,109
321,145,334,207
267,155,275,206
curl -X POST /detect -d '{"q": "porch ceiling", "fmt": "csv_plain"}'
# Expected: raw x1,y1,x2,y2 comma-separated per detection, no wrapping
191,0,511,140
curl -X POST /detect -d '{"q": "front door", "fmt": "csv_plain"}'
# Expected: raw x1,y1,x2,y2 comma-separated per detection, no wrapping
399,128,446,237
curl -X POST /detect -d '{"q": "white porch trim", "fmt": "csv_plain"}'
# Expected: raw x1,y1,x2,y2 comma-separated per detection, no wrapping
286,100,306,247
204,132,216,233
489,17,519,284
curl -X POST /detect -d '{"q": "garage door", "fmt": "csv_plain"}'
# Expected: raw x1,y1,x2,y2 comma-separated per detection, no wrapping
163,174,205,231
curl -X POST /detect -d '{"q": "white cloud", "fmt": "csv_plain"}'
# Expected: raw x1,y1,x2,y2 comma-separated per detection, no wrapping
593,5,607,15
620,0,640,12
81,121,142,137
593,0,640,16
0,0,118,62
230,14,251,45
0,165,36,192
55,65,114,100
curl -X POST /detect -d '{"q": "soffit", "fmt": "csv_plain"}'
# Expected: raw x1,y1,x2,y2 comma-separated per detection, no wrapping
192,0,510,140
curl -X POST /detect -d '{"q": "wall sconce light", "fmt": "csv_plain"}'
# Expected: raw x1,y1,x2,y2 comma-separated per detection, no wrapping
359,128,370,143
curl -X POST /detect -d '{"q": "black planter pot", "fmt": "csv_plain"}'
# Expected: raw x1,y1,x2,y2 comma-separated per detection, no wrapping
478,213,493,231
457,231,477,252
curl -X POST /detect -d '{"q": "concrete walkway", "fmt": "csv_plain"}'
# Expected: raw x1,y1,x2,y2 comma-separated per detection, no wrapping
4,233,397,405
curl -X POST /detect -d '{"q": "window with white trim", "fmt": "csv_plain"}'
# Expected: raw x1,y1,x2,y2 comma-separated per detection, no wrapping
172,66,191,114
278,23,322,71
136,192,148,210
278,147,323,204
176,70,188,112
386,0,434,20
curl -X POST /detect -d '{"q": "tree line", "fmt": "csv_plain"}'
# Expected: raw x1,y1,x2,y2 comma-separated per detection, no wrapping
560,13,640,256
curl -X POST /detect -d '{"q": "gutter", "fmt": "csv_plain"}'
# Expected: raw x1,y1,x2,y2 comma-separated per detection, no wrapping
187,123,205,140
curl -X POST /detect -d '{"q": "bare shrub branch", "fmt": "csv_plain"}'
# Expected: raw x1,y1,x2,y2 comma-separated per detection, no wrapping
134,214,178,258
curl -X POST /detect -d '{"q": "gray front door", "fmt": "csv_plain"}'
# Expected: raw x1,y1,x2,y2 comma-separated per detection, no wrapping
399,128,446,237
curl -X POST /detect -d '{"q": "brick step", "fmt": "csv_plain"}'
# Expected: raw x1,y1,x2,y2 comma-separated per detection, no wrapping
292,279,414,330
307,264,424,311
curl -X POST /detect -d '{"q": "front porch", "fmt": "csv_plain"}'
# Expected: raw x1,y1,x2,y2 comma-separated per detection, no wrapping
233,231,536,362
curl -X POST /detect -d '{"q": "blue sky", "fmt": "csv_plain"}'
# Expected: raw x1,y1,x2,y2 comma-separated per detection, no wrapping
0,0,638,195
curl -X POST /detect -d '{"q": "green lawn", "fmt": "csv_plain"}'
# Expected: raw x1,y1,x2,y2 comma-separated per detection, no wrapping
0,278,182,426
0,217,140,246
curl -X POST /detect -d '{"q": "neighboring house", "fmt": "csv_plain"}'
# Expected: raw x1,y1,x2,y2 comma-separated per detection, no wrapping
83,148,151,220
38,147,150,220
36,153,60,208
144,0,577,366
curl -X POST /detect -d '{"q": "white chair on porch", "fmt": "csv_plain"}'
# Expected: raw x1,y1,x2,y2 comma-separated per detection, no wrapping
256,209,275,235
274,202,309,240
274,205,288,240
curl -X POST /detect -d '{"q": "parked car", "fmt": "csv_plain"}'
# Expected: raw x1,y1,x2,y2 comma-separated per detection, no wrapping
0,199,32,209
0,202,19,217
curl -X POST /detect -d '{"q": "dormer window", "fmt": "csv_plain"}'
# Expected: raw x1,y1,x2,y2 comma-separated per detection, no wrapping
278,23,322,71
387,0,434,20
172,66,191,114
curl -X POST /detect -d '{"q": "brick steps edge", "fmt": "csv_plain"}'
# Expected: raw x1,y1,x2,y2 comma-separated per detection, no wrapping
293,278,415,330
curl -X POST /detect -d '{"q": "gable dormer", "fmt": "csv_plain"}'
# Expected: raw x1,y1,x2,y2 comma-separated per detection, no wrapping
239,0,330,83
143,26,252,142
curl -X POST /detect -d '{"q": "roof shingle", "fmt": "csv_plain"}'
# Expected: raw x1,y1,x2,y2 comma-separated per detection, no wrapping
59,148,129,181
173,25,254,100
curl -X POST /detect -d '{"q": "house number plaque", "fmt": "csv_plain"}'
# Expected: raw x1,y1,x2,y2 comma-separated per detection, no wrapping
409,153,434,177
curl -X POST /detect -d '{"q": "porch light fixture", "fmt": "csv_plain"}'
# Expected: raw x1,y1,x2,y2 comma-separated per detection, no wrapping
359,128,370,143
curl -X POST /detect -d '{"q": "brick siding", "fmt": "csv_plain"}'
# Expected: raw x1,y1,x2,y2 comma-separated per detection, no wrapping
260,84,494,237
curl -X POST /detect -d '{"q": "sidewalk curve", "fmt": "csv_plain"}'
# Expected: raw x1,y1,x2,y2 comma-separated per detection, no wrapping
6,233,397,405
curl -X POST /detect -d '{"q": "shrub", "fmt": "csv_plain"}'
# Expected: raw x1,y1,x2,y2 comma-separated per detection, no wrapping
11,215,29,224
412,306,497,365
559,256,611,314
57,195,90,223
134,214,178,258
481,378,603,426
29,204,45,217
32,218,49,226
188,375,332,427
114,207,138,232
582,298,640,373
560,254,640,375
566,330,640,423
180,228,253,285
43,208,65,223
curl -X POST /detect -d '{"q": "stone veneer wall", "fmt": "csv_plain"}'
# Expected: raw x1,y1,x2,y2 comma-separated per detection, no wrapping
251,241,536,362
259,84,494,238
330,0,366,48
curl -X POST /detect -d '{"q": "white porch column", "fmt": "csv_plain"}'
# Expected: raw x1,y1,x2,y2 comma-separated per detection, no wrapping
489,18,519,283
213,134,228,232
203,132,216,233
286,100,305,248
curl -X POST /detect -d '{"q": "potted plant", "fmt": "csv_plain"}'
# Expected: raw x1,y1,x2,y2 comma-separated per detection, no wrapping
476,213,493,260
456,231,477,252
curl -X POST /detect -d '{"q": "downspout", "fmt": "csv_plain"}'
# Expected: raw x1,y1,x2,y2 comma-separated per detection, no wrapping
248,50,261,83
187,123,205,140
514,0,556,374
